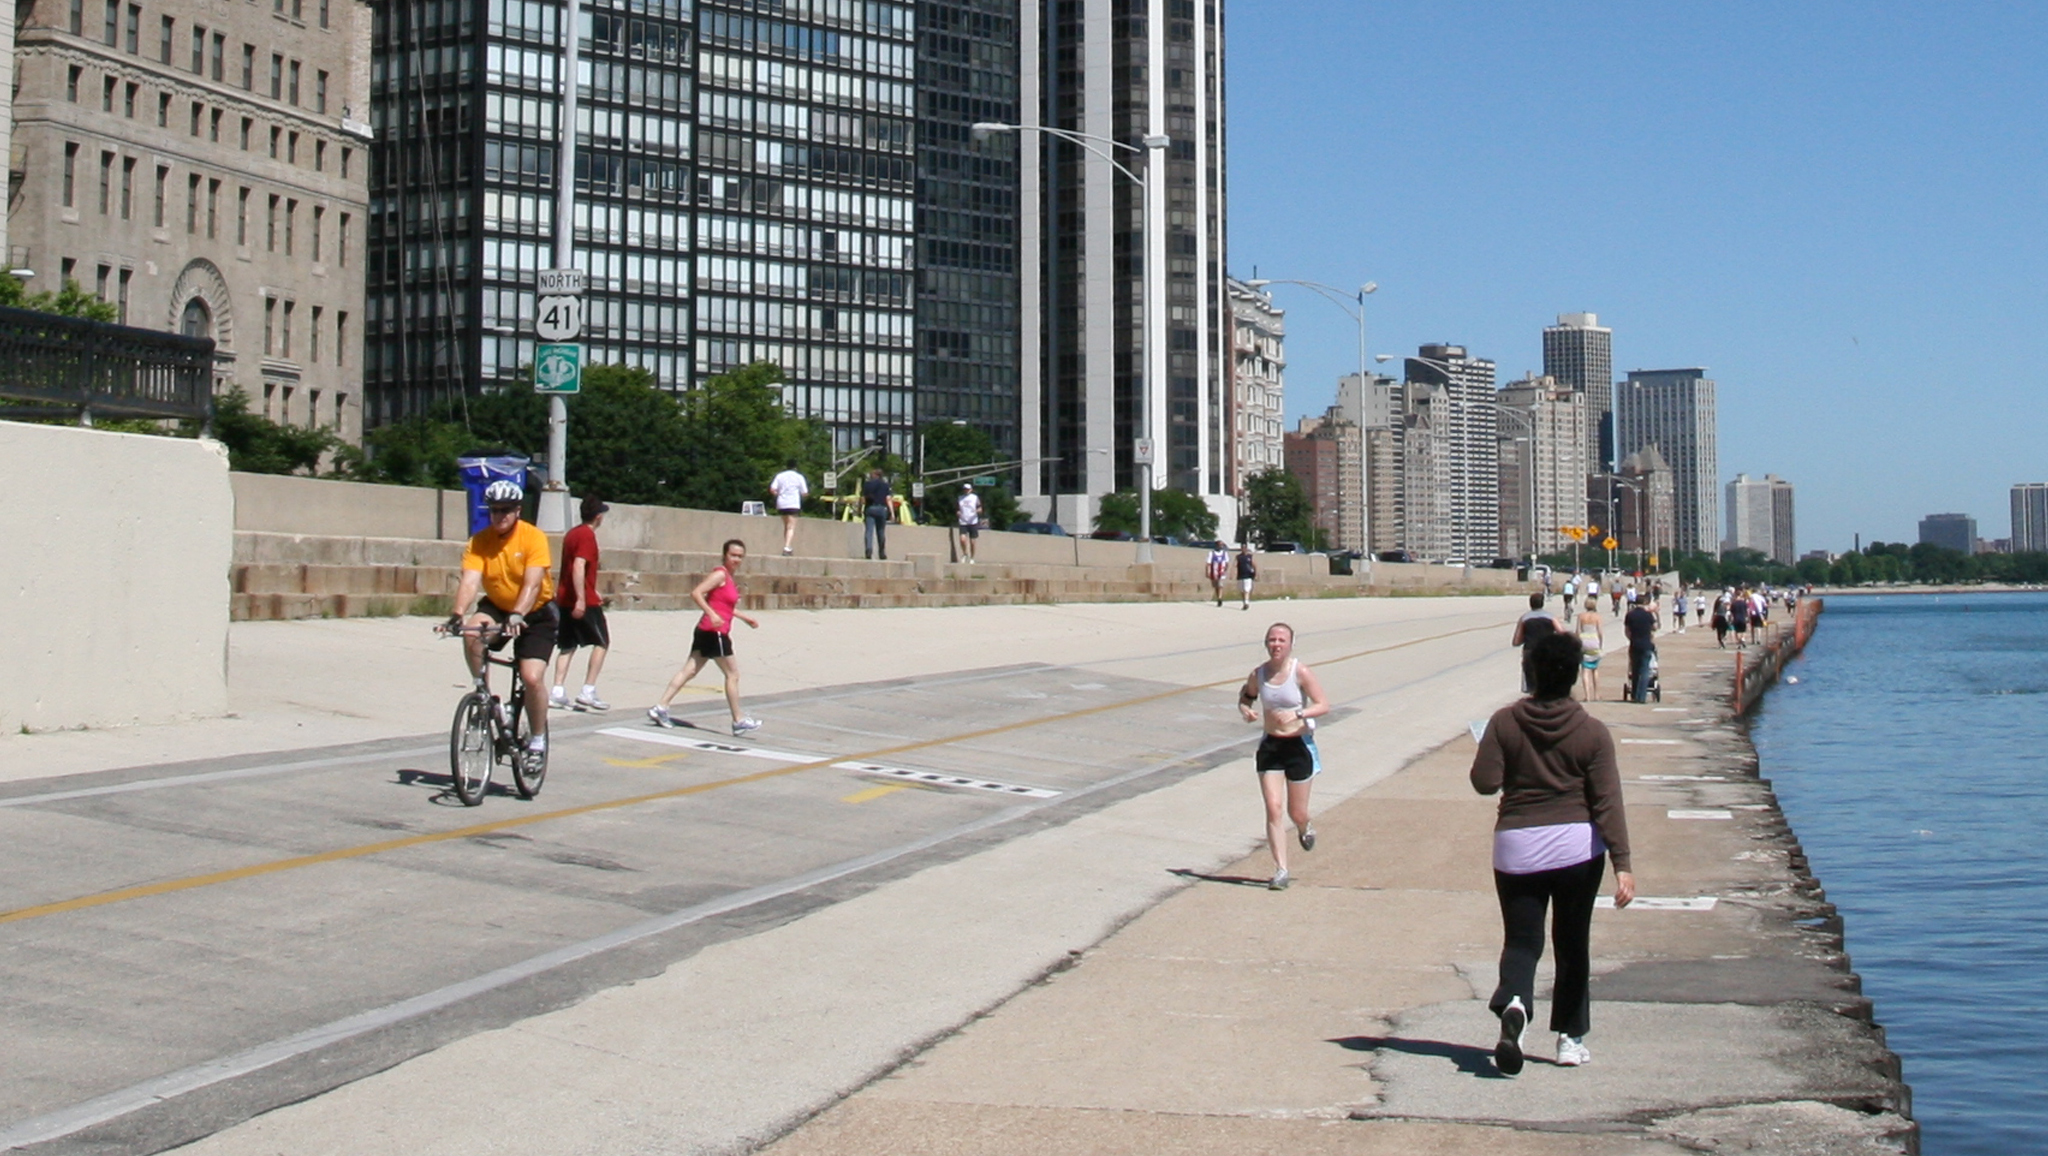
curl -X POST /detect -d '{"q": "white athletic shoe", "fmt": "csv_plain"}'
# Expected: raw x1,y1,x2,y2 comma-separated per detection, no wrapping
732,717,763,735
1268,868,1290,891
1496,998,1528,1075
647,705,675,728
547,688,570,710
526,734,548,755
573,694,611,712
1556,1034,1590,1067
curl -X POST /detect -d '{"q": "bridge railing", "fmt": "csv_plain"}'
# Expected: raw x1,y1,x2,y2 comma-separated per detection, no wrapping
0,306,217,428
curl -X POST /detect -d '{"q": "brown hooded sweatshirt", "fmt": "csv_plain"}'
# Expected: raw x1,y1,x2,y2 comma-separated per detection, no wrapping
1469,696,1631,872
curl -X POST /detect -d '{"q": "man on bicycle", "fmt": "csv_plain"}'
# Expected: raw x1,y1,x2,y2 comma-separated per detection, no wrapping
449,480,557,757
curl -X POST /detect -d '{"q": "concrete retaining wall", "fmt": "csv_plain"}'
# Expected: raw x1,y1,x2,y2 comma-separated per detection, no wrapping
2,421,232,733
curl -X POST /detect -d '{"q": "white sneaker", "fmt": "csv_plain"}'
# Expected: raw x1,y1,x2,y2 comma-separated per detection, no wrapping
573,694,611,712
1495,998,1528,1075
647,705,675,728
526,734,548,755
1268,868,1290,891
547,688,570,710
1556,1034,1590,1067
731,716,763,736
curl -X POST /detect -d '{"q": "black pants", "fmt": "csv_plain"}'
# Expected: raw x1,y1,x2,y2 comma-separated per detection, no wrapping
1490,854,1605,1038
1629,646,1655,702
864,507,889,559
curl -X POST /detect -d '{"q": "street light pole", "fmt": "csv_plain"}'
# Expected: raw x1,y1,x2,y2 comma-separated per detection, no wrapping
1243,278,1376,554
541,0,580,532
973,121,1168,563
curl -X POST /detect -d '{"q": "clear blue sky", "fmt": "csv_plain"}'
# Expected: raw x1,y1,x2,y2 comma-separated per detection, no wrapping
1227,1,2048,551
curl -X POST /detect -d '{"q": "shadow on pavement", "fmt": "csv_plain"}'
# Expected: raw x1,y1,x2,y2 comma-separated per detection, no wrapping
1167,868,1271,887
1330,1034,1517,1079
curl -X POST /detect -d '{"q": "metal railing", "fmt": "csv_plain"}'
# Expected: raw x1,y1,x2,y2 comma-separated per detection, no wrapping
0,306,217,428
1731,597,1825,716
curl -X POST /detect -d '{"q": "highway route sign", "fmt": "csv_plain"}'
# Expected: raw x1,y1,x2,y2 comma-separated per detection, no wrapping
537,268,587,296
535,295,583,342
534,343,583,394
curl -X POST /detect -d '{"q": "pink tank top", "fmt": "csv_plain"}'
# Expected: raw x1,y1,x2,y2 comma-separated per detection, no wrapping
698,567,740,633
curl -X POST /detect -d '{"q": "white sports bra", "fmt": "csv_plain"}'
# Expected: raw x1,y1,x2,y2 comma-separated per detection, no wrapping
1258,659,1305,714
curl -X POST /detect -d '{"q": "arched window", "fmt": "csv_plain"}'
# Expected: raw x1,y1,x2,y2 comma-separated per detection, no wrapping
180,297,212,339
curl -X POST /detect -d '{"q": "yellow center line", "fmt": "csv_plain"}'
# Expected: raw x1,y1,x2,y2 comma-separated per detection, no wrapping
840,783,915,805
0,621,1498,927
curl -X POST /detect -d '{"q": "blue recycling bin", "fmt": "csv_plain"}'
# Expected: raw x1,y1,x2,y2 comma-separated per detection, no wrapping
457,454,534,535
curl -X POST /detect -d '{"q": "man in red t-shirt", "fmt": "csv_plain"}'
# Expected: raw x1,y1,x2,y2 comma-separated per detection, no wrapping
549,496,613,711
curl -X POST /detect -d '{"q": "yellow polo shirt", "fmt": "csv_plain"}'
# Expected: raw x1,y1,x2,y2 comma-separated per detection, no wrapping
463,520,554,610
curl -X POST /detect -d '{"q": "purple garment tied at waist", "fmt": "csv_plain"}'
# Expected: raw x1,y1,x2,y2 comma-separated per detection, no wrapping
1493,821,1606,875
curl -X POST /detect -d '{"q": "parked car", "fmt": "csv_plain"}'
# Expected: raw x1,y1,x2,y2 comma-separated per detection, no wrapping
1009,521,1068,536
1089,529,1134,541
1375,549,1415,563
1485,558,1520,570
1264,541,1306,554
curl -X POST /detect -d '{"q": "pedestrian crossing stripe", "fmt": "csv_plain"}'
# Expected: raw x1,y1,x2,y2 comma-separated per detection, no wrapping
596,728,1061,799
1668,809,1734,820
598,727,810,763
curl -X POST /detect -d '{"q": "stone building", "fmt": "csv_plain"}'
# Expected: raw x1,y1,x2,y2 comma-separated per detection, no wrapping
1495,372,1586,561
11,0,372,439
1283,409,1361,552
1227,277,1284,494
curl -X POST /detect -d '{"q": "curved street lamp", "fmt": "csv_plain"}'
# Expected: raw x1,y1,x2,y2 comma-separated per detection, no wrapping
972,121,1169,563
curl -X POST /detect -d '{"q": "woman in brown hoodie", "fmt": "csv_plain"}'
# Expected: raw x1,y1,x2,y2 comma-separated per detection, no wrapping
1470,631,1635,1074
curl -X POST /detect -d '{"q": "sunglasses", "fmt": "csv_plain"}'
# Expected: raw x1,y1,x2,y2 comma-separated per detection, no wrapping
488,505,521,516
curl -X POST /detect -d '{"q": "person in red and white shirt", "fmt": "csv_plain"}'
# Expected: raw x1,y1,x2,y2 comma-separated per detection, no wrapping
549,495,613,711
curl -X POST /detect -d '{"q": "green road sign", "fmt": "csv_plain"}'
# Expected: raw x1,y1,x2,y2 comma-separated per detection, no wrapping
534,343,583,394
972,476,998,487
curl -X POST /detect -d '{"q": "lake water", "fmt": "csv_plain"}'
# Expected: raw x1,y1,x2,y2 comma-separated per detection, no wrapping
1749,591,2048,1154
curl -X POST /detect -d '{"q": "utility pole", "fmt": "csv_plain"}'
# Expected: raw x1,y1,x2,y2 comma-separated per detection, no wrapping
535,0,583,531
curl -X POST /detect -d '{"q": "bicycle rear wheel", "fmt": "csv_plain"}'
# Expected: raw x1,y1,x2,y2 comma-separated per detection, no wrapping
509,695,547,800
449,694,494,806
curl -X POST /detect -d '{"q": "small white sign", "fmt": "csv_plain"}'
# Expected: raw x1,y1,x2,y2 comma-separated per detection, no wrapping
1133,437,1155,466
823,471,838,491
535,295,583,342
538,268,588,296
911,482,926,499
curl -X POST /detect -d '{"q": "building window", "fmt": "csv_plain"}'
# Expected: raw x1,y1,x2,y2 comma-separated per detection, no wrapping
120,157,134,219
285,198,296,255
240,117,251,150
182,298,211,338
237,186,249,245
267,194,278,250
191,25,204,72
340,147,351,179
95,263,110,300
311,306,322,363
62,257,77,285
282,301,295,358
124,4,138,53
288,60,300,105
312,205,324,261
270,54,282,100
158,14,172,63
190,101,202,135
338,212,350,266
157,91,170,127
241,43,254,89
318,0,328,27
101,76,114,111
62,143,78,207
212,33,224,81
335,312,347,366
288,131,298,164
207,178,220,238
66,66,81,102
210,108,222,141
314,140,326,171
123,82,136,118
101,0,115,45
186,172,199,233
69,0,82,35
117,268,131,323
269,126,281,158
264,297,275,355
315,70,327,113
153,164,167,226
98,151,112,213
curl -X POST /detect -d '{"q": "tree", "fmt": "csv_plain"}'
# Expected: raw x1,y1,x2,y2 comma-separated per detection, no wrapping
920,421,1020,530
0,275,119,322
209,387,337,474
1092,488,1219,541
1239,468,1315,549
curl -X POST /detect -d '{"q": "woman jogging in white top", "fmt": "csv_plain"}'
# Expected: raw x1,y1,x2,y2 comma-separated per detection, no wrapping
1238,623,1330,891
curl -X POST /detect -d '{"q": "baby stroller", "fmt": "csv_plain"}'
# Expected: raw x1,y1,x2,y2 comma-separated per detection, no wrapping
1626,650,1662,703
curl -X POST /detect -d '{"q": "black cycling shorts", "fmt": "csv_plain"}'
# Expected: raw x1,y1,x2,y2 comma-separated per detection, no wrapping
691,627,734,659
477,601,557,663
1255,733,1321,782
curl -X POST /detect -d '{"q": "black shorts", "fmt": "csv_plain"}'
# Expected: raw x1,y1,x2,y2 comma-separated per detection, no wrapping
960,523,980,538
477,601,558,663
1255,733,1321,782
556,603,610,651
691,627,734,659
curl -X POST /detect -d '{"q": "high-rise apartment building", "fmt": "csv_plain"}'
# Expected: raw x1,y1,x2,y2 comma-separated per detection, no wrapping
1019,0,1229,528
1336,370,1397,555
1284,410,1361,552
1495,373,1586,560
1725,472,1794,563
1616,447,1675,560
368,0,923,454
14,0,371,437
914,2,1020,457
1918,513,1975,554
1227,277,1284,492
1543,312,1612,473
2011,484,2048,554
1616,368,1718,555
1406,344,1498,564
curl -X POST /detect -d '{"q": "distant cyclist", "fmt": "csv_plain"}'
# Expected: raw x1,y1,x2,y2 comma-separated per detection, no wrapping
449,481,556,758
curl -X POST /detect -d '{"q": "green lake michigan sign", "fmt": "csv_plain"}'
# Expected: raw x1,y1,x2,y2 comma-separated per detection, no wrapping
534,343,583,395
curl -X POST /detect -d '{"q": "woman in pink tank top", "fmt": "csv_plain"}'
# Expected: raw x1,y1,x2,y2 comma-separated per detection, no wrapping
648,539,764,736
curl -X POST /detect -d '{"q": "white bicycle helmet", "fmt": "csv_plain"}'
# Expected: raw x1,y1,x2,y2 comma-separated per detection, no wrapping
483,479,525,506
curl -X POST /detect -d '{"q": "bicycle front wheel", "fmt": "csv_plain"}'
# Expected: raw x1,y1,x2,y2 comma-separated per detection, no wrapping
449,694,494,806
509,698,547,800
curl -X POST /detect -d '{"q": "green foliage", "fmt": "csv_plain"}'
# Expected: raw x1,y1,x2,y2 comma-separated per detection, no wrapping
1239,468,1317,549
919,421,1020,530
209,388,337,475
0,275,120,322
335,416,471,487
1092,488,1219,541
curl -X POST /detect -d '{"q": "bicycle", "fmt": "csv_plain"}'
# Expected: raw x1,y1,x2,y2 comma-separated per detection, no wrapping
436,621,548,805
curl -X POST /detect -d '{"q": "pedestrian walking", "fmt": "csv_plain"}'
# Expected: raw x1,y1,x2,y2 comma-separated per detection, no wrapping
1206,543,1230,607
1471,631,1635,1074
1624,597,1658,703
1511,592,1559,693
1729,587,1750,647
1237,622,1329,891
1576,597,1604,701
1235,544,1258,610
550,495,613,712
1712,590,1731,648
648,539,763,736
955,483,982,564
861,468,893,560
1672,588,1689,634
1695,594,1707,628
768,460,809,556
